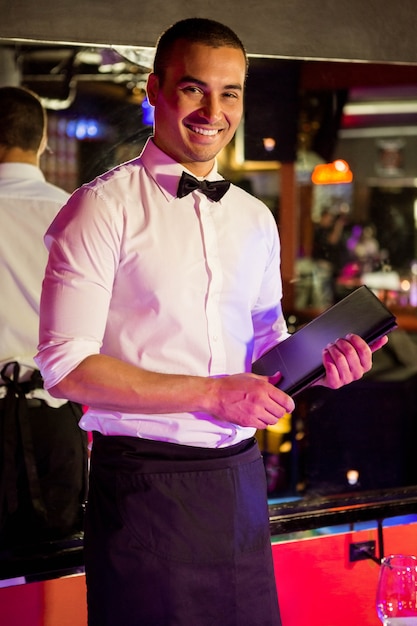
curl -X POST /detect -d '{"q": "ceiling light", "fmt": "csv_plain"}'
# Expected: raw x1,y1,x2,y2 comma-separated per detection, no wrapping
344,101,417,115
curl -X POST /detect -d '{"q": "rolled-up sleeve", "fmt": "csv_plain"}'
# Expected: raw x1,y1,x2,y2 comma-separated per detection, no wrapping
35,186,120,389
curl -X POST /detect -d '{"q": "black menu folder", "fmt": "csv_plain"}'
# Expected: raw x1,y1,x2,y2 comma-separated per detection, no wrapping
252,285,397,397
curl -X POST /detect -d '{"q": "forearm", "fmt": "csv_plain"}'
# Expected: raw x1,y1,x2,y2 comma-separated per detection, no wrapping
49,354,212,415
48,353,295,429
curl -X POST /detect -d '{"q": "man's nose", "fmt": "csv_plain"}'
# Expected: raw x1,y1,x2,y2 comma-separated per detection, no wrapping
199,94,222,122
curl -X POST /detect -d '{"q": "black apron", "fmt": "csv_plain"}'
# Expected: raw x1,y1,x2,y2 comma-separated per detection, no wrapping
85,433,281,626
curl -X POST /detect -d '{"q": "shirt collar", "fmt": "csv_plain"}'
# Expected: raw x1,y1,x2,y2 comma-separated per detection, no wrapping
140,137,221,202
0,162,46,182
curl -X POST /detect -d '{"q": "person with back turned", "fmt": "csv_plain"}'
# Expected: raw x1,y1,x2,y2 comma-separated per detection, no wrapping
0,86,86,545
0,86,70,380
35,18,387,626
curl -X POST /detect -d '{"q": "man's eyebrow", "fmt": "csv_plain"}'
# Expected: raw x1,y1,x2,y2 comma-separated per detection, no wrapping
178,75,243,91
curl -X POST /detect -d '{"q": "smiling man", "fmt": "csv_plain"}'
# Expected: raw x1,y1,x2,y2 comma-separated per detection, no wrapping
35,17,386,626
147,38,245,174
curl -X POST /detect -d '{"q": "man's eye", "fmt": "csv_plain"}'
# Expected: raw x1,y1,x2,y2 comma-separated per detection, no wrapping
182,86,202,94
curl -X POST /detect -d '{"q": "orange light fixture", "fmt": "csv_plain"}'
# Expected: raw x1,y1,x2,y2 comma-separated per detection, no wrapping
311,159,353,185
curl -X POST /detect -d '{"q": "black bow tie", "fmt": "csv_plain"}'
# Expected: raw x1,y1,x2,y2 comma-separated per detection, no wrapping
177,171,230,202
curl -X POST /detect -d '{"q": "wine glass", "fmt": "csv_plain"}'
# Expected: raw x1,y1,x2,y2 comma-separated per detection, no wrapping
376,554,417,625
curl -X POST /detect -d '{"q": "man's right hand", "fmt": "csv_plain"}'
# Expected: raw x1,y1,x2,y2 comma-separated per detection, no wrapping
205,372,295,429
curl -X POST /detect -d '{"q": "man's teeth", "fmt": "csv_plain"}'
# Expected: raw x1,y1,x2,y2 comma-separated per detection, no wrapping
190,126,219,136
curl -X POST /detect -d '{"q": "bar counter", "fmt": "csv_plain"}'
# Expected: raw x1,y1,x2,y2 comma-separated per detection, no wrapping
1,485,417,586
269,485,417,536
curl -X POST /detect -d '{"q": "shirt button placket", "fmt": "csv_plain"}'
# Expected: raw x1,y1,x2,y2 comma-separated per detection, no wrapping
199,197,227,374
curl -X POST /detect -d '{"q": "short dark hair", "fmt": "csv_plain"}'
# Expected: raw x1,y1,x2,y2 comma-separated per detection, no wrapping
0,86,46,151
153,18,248,80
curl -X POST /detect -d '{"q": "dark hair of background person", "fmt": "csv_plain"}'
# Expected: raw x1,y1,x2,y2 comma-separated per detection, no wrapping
0,86,46,151
153,17,249,81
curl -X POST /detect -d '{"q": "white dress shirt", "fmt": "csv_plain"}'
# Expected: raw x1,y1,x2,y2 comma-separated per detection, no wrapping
0,162,69,387
36,139,288,447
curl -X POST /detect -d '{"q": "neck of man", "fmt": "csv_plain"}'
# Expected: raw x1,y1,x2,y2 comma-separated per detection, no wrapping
0,145,40,166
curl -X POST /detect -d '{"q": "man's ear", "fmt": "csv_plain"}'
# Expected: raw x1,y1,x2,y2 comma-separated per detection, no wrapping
146,73,159,107
38,127,48,157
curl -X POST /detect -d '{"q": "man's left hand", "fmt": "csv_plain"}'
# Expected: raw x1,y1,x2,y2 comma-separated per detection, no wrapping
318,333,388,390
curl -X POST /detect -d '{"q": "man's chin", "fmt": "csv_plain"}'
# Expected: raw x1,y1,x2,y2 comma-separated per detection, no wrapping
185,142,227,163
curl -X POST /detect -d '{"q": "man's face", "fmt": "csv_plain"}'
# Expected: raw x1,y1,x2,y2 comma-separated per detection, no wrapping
147,41,246,177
